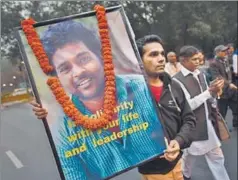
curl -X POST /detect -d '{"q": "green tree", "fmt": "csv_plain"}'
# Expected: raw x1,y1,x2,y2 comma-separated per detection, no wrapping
1,1,25,64
1,1,237,65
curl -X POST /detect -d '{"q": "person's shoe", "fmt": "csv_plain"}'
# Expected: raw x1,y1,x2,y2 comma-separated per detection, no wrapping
183,175,191,180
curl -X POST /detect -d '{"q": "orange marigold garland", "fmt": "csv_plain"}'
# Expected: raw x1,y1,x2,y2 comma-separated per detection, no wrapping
21,5,117,130
21,18,54,74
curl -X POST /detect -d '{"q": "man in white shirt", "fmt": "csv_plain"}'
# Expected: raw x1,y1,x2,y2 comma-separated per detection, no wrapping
165,51,182,77
173,46,230,180
233,49,238,75
232,48,238,86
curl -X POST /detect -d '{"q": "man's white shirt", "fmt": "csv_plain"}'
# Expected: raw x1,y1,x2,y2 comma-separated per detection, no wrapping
173,66,221,155
233,53,237,74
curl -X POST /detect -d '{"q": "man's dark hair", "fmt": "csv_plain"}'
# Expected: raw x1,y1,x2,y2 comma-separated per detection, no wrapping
136,35,164,58
41,20,102,65
179,45,199,61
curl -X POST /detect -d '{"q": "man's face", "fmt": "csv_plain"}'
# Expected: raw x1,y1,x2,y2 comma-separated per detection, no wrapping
52,42,105,100
228,47,234,55
198,52,205,65
217,50,227,59
183,53,200,72
167,53,177,63
142,42,166,77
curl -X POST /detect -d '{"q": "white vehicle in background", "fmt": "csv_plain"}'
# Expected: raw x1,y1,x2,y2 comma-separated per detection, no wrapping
12,88,32,96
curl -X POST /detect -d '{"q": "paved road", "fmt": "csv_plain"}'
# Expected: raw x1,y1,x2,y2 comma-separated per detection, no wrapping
0,103,237,180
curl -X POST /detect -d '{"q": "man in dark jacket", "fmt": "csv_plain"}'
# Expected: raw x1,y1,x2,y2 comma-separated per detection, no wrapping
226,43,234,70
210,45,238,127
136,35,196,180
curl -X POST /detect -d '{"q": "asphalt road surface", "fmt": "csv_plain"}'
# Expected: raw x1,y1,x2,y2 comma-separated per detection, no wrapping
0,103,237,180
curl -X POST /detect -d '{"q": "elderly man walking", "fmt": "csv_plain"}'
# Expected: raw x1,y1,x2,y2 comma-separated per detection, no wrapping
165,51,182,77
173,45,230,180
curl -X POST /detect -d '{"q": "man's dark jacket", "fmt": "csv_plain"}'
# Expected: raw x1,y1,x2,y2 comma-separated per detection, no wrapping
209,57,235,99
138,73,196,175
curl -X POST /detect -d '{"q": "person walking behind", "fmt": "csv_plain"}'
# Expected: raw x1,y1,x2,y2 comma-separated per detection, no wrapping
232,48,238,86
210,45,238,127
164,51,182,77
173,45,230,180
198,51,212,84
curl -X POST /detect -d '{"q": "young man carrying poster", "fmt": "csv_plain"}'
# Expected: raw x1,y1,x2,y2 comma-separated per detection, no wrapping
136,35,196,180
30,20,168,180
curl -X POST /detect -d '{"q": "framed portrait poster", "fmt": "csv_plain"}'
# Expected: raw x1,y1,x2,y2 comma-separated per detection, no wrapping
15,5,166,180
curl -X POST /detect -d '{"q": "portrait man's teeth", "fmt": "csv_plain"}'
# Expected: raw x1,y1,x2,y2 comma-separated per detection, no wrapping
78,78,92,86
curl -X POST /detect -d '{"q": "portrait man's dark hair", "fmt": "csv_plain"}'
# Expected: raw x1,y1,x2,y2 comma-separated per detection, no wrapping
41,20,102,65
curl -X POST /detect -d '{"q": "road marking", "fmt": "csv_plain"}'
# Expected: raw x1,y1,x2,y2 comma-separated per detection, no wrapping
5,150,24,169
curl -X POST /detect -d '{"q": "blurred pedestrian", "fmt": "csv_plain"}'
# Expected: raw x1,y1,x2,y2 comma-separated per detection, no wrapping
226,43,234,69
232,48,238,86
165,51,182,77
233,48,238,76
210,45,238,127
198,51,212,84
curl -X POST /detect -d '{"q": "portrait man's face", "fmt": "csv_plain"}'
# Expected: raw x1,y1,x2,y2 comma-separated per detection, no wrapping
142,42,166,77
52,42,105,100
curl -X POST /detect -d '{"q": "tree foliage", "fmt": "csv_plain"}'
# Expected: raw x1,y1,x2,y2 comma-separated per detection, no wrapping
1,1,237,64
